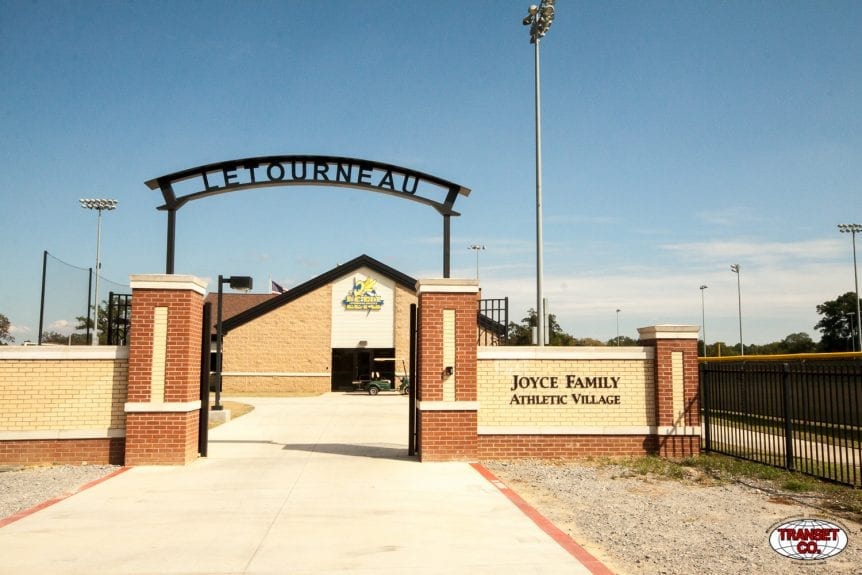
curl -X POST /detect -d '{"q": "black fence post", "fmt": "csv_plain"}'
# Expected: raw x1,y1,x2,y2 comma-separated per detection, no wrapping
107,292,115,345
86,267,93,344
408,303,417,457
198,302,212,457
701,363,711,453
38,250,47,345
781,362,795,471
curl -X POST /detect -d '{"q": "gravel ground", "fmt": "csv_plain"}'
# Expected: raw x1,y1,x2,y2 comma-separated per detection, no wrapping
485,460,862,575
0,464,120,521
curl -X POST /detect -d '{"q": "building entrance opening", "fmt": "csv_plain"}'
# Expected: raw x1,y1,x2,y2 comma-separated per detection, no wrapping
331,348,395,391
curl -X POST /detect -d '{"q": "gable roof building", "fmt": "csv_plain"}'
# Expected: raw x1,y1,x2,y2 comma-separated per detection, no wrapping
208,255,417,394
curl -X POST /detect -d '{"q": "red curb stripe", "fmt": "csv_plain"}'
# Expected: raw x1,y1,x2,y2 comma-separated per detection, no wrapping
471,463,616,575
0,466,131,529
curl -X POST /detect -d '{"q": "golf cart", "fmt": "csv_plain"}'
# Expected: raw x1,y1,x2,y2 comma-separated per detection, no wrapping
353,358,409,395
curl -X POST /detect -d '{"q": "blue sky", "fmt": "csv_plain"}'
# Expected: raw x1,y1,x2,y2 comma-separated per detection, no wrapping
1,1,860,347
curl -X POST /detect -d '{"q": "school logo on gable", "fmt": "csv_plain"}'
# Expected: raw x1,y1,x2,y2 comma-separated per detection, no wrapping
343,277,384,311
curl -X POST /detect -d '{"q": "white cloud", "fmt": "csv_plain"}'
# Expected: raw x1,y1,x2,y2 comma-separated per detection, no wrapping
47,320,76,334
478,237,849,345
695,206,769,227
9,324,31,336
660,238,845,265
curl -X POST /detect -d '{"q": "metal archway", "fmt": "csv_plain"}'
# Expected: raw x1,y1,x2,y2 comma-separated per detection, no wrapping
145,155,471,276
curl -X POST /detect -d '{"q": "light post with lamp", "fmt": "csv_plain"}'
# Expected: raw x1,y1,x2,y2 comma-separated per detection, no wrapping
79,198,117,345
615,308,620,346
699,284,708,356
468,244,485,279
730,264,743,356
522,0,555,346
214,275,253,411
838,224,862,353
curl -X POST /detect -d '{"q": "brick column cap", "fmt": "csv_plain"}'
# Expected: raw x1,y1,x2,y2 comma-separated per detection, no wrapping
130,274,208,296
415,278,479,294
637,324,700,340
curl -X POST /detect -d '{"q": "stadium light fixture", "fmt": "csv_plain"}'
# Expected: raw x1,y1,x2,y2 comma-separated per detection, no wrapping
79,198,117,345
468,244,485,279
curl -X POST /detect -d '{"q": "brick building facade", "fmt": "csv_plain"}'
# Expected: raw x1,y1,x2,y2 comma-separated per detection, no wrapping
209,255,417,394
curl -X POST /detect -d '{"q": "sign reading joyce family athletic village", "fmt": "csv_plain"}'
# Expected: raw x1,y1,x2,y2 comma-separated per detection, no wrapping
509,374,622,406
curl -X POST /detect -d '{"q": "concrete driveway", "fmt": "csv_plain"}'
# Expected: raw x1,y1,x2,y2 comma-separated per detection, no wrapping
0,393,606,574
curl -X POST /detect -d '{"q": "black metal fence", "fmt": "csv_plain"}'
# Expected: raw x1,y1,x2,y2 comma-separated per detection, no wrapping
478,297,508,345
106,292,132,346
700,358,862,487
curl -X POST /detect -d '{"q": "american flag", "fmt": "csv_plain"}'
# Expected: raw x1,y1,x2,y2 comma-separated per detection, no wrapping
271,280,285,294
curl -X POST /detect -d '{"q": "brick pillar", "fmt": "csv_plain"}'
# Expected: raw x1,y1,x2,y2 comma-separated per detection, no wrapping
125,275,206,465
637,325,701,458
416,279,480,461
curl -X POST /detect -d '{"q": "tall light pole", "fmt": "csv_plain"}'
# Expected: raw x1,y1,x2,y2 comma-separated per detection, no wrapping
523,0,555,346
838,224,862,353
699,285,708,356
615,308,621,346
469,244,485,279
730,264,743,356
80,199,117,345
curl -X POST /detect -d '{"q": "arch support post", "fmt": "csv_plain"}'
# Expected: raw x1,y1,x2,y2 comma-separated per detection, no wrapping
443,214,451,278
166,208,176,274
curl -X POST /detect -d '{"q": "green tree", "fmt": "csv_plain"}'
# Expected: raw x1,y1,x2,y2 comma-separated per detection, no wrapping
607,335,638,347
75,301,109,345
776,332,817,354
0,313,13,344
40,331,89,345
704,341,736,357
507,310,534,345
814,292,860,352
506,309,584,346
573,337,605,346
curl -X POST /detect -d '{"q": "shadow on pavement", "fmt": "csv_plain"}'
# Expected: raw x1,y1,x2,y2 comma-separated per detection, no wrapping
282,443,415,460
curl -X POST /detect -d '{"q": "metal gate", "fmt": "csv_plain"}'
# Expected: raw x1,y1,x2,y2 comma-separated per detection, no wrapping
198,302,212,456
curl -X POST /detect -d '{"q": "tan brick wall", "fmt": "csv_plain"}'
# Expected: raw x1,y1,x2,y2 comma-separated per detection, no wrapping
0,347,128,465
0,354,127,433
393,283,416,371
221,374,330,395
223,285,333,393
477,355,656,428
